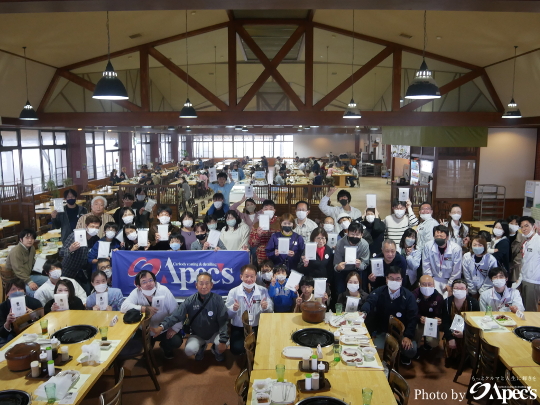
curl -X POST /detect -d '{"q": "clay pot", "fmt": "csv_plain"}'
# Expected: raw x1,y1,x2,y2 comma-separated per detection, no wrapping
301,301,326,324
532,338,540,365
5,342,40,372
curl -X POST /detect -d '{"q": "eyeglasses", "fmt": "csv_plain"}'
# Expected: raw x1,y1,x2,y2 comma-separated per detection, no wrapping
314,237,326,241
99,266,112,271
197,282,212,286
140,279,155,286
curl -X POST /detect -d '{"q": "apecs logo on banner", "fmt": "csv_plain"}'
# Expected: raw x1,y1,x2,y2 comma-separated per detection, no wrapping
470,381,537,404
112,250,250,297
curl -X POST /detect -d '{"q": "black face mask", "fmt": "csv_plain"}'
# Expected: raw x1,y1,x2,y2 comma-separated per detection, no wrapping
66,198,77,205
196,233,207,241
282,226,293,233
348,236,361,245
339,199,348,206
435,238,446,247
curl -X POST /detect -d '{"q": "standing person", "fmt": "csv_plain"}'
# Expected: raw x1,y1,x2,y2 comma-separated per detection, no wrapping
479,267,525,313
75,196,115,238
298,228,334,282
416,202,439,252
113,194,136,226
319,188,362,233
293,201,318,241
444,204,470,248
150,272,229,362
266,213,305,272
368,239,408,290
509,215,526,283
231,163,245,181
361,207,386,257
507,215,521,246
121,224,149,251
261,156,268,171
191,222,226,251
230,195,259,229
462,235,498,297
207,193,229,231
178,176,191,204
422,225,463,296
384,199,419,245
335,272,368,311
51,188,87,243
132,188,151,228
149,206,181,250
226,264,273,355
220,211,250,251
412,275,444,356
199,170,208,190
268,265,297,313
488,219,511,271
117,207,136,228
399,229,422,289
248,200,281,266
333,222,370,294
209,172,235,206
179,212,197,250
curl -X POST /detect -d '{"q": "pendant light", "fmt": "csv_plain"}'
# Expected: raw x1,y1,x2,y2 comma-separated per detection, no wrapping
180,10,197,118
502,46,522,119
343,10,361,119
19,47,38,120
93,12,128,100
405,11,441,100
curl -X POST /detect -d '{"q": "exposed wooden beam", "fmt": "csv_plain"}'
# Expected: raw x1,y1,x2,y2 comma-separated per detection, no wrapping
56,69,143,112
61,22,229,71
235,18,308,25
391,49,402,111
400,68,483,111
481,69,505,112
147,47,229,111
305,23,314,108
226,10,235,21
37,69,61,112
307,10,315,21
313,46,394,111
139,47,150,111
228,23,237,108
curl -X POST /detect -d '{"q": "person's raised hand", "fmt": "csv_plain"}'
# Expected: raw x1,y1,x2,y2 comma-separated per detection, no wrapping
232,299,240,311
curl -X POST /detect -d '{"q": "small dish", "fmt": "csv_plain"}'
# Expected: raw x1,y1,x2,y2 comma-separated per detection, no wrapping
362,347,377,361
23,334,38,343
255,392,270,404
100,341,112,351
253,379,270,392
282,346,313,359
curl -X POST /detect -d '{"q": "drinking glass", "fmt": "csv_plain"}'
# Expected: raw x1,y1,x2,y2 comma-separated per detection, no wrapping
335,303,343,316
362,388,373,405
45,383,56,404
485,305,493,317
275,364,285,382
40,319,48,335
333,344,340,362
99,326,108,341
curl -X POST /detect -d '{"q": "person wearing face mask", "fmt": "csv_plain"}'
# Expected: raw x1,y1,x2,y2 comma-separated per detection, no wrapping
88,222,122,273
416,202,439,252
230,194,261,229
518,216,540,311
319,188,362,233
113,194,136,227
96,259,113,285
256,260,274,288
479,267,525,313
168,233,186,252
220,211,250,251
412,275,443,355
488,220,511,272
368,239,407,290
399,229,422,288
75,196,115,238
51,188,87,244
44,279,86,314
336,213,352,239
248,200,281,266
226,264,273,355
268,265,297,313
191,222,227,251
298,228,335,287
59,215,102,294
507,215,521,246
335,272,368,312
209,171,235,206
118,207,136,229
179,212,197,249
361,266,418,366
443,204,469,249
361,207,386,257
508,215,526,283
207,193,230,231
132,188,151,228
384,199,419,245
203,214,220,232
441,279,479,367
293,276,328,312
85,270,125,311
293,201,318,240
149,206,181,250
266,213,305,272
121,270,183,359
462,236,498,298
34,260,87,307
121,225,149,251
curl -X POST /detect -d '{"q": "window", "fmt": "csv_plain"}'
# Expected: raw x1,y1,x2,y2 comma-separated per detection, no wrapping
132,133,151,172
192,133,290,159
159,134,172,163
179,135,187,161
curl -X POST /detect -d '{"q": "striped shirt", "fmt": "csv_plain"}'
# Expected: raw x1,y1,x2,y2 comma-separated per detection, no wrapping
384,210,419,245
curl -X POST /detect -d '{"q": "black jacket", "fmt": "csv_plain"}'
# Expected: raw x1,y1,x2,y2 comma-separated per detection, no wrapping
361,286,418,340
441,295,480,341
361,218,386,256
44,296,85,314
51,205,87,244
336,290,369,311
492,238,510,272
369,252,408,289
0,296,43,338
297,245,334,283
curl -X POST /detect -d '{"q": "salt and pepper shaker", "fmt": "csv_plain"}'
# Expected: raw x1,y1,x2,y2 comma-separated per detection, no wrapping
333,330,340,344
317,362,325,382
47,360,55,376
31,361,40,378
311,355,318,371
39,351,48,374
312,372,320,390
305,374,312,390
50,337,59,359
302,354,310,370
46,346,52,361
61,346,69,362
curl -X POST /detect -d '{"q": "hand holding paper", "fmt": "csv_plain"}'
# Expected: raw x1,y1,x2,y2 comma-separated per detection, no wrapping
285,270,303,291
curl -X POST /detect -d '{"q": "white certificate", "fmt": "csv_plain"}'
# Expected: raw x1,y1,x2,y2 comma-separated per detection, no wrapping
450,314,465,333
284,270,303,292
327,233,338,248
73,229,87,247
278,237,290,255
10,295,26,317
398,188,410,202
137,229,149,247
115,230,124,244
371,258,384,277
207,229,221,248
209,167,217,182
259,214,270,231
157,225,169,241
54,294,69,311
96,292,108,310
97,241,111,259
255,171,266,180
305,242,317,260
344,246,357,265
345,296,360,312
314,278,327,298
245,185,254,198
423,317,438,338
33,256,47,273
366,194,377,209
53,198,65,213
231,171,239,181
144,198,157,213
152,296,165,310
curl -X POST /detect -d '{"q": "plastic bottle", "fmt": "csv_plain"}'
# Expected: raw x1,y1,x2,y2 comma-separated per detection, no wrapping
305,374,312,390
311,354,318,371
31,361,40,378
312,372,320,390
46,346,52,361
47,360,55,376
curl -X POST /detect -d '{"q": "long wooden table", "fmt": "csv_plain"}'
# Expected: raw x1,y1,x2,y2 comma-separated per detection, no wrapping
331,173,351,187
511,367,540,398
0,310,140,405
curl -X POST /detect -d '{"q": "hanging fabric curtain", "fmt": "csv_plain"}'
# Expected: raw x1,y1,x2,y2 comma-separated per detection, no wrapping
382,126,488,147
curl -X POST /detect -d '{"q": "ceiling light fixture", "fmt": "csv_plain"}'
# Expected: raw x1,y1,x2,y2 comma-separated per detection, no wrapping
19,47,38,120
502,46,522,119
180,10,197,118
343,10,361,119
234,125,242,130
93,12,129,100
242,126,248,132
185,126,191,132
405,11,441,100
168,126,175,131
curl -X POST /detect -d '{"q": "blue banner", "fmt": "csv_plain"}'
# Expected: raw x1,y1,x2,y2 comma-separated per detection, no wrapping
111,250,250,297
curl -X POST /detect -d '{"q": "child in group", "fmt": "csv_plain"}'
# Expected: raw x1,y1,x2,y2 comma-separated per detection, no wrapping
256,260,274,288
168,233,186,251
268,265,297,312
293,276,328,312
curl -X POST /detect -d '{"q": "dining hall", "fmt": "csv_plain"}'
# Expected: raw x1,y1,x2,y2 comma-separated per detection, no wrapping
1,2,540,405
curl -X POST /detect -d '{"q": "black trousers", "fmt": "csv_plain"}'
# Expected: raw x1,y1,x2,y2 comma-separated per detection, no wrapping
230,325,258,355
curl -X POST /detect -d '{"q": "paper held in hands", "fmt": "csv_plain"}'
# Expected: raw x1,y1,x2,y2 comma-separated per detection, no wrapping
345,296,360,312
245,185,254,198
423,318,438,338
450,314,465,333
33,256,47,273
207,230,221,248
208,168,217,182
305,242,317,260
370,258,384,277
231,171,239,181
10,295,26,317
398,188,410,202
73,229,87,247
157,225,169,241
366,194,376,209
144,198,157,213
97,241,111,259
96,292,108,311
259,214,270,231
115,230,124,244
278,237,290,255
314,278,326,298
344,246,357,265
53,198,65,213
285,270,303,291
137,229,148,247
54,294,69,311
327,233,338,248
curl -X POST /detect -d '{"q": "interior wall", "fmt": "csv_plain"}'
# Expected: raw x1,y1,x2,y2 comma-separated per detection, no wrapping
478,128,537,199
293,134,355,157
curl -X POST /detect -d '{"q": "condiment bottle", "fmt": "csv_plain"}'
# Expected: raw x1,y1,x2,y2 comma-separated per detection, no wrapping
61,346,69,362
39,351,48,374
318,362,326,381
47,360,55,376
46,346,52,361
51,338,59,359
302,354,310,370
311,355,318,371
312,372,320,390
31,361,40,378
333,331,340,344
305,374,312,390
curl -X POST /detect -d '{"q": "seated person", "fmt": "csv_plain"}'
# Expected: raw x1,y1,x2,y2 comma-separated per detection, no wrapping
121,224,150,251
168,233,187,251
336,213,352,238
207,193,229,231
149,206,181,250
441,279,480,367
412,275,444,356
86,270,125,311
121,270,183,359
5,228,48,296
44,279,86,314
361,266,418,366
150,272,229,362
322,216,339,247
117,207,136,228
462,235,498,297
298,228,334,279
268,265,297,313
191,222,226,251
34,260,87,307
0,279,42,345
204,214,219,231
113,194,136,226
479,267,525,313
294,276,328,312
96,258,113,286
88,222,121,272
256,260,274,288
335,271,368,312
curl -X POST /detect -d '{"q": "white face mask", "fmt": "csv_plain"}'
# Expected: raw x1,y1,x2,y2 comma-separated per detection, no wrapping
451,213,461,221
246,205,256,213
50,269,62,280
296,211,308,220
158,216,170,224
387,280,402,291
136,195,145,201
323,224,334,233
104,269,112,279
127,232,138,241
492,279,506,288
262,272,273,281
208,223,218,230
394,209,405,218
405,238,415,247
276,274,287,281
242,281,255,290
340,220,350,230
420,286,435,297
105,231,116,239
94,283,108,293
420,213,432,221
122,215,134,224
524,229,535,238
509,224,520,234
453,289,467,300
263,210,274,218
347,283,360,292
142,286,156,296
87,227,99,237
183,220,193,228
493,228,504,237
213,201,223,209
365,215,375,223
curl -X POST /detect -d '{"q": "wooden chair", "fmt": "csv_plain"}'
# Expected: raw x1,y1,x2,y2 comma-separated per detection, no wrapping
389,369,410,405
191,204,199,220
200,201,206,211
100,367,124,405
12,308,44,335
244,332,256,378
388,315,405,370
38,224,52,236
466,336,500,404
207,197,212,204
0,264,15,301
382,333,400,380
234,368,249,405
241,310,252,338
454,322,481,382
505,369,534,405
114,316,160,391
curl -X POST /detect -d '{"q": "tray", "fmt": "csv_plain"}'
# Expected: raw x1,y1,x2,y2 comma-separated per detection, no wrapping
282,346,313,359
297,378,331,393
26,367,62,380
54,355,73,366
298,360,329,373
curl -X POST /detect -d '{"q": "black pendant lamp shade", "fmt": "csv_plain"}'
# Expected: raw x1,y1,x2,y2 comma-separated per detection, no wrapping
343,99,361,119
405,60,441,100
502,46,522,119
19,47,38,120
93,61,128,100
179,98,197,118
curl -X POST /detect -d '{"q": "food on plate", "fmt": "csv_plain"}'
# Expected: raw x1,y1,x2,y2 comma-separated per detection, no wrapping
342,349,359,357
495,315,511,321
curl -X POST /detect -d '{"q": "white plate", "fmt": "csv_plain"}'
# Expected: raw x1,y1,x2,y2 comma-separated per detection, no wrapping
340,335,370,346
493,315,517,327
340,326,368,336
281,346,313,359
330,315,347,327
341,347,363,364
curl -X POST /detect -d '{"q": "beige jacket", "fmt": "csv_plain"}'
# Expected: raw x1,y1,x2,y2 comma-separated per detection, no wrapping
5,243,36,284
